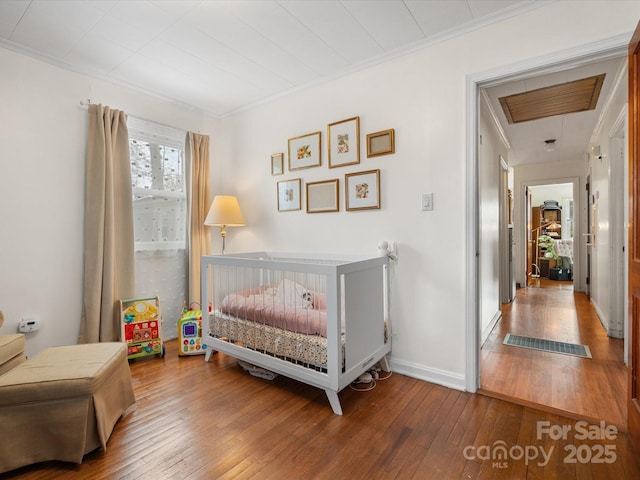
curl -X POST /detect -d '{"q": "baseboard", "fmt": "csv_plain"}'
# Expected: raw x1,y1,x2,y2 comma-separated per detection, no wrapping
592,300,610,333
389,357,466,391
591,299,623,338
481,310,502,347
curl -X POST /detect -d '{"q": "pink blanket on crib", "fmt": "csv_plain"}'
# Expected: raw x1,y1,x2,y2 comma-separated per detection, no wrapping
219,285,328,336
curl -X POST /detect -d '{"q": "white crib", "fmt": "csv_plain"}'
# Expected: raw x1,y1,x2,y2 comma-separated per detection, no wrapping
200,252,391,415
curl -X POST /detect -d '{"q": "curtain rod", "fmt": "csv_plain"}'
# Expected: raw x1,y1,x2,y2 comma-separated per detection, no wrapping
79,98,192,134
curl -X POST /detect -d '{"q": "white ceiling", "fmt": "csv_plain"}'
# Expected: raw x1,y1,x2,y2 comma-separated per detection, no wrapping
0,0,626,166
0,0,540,117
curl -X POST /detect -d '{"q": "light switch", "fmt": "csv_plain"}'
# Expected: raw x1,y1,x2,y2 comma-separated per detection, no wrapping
421,193,433,211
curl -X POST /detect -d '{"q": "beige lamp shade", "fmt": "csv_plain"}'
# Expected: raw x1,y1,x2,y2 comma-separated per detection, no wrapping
204,195,245,227
205,195,245,254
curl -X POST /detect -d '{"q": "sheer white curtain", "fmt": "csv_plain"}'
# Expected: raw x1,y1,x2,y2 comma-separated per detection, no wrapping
79,104,135,343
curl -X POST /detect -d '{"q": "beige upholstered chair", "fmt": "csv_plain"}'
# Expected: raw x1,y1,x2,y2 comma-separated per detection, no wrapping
554,239,573,270
0,311,26,376
0,312,135,474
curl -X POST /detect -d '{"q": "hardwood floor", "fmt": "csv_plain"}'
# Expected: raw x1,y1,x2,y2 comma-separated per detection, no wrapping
480,278,627,431
4,334,639,479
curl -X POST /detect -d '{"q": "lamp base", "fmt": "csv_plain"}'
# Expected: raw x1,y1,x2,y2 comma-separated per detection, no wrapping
220,226,227,255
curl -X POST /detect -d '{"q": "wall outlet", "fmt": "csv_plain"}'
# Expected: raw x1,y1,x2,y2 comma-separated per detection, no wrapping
19,317,40,333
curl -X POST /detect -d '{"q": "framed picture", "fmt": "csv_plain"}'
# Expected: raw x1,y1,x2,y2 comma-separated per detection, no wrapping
366,129,395,157
345,169,380,211
288,131,321,170
271,152,284,175
277,178,302,212
306,179,339,213
328,116,360,168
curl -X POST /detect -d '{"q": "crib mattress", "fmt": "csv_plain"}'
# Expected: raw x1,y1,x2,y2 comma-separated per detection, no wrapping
220,292,327,336
209,312,338,369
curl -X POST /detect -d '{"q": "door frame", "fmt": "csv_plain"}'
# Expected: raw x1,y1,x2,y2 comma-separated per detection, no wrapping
465,35,629,392
609,107,629,355
522,179,579,287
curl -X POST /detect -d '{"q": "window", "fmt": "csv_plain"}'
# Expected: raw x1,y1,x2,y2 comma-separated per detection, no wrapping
128,117,186,251
127,117,187,340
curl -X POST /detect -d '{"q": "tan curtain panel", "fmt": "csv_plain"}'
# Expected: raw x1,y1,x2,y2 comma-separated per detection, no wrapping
186,132,212,306
78,104,135,343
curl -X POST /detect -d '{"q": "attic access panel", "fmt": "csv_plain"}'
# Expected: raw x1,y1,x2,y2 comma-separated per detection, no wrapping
499,73,605,124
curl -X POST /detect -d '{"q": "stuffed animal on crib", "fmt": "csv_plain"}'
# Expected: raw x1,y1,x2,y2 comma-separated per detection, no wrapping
301,292,314,309
378,240,398,260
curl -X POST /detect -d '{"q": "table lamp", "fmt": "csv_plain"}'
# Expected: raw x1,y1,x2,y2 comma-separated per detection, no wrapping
204,195,245,254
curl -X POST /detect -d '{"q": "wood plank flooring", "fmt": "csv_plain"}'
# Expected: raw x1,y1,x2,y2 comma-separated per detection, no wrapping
480,279,627,430
4,333,639,479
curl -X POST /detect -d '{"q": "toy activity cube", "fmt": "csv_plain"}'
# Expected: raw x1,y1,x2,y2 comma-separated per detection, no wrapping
119,296,164,360
178,310,207,356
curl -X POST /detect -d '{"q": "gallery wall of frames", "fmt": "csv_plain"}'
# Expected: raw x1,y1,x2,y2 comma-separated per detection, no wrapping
270,116,395,214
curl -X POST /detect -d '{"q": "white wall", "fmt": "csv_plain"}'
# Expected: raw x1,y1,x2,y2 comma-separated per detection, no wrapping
0,1,638,386
588,61,628,338
0,47,217,358
530,184,573,208
213,2,640,388
479,95,507,341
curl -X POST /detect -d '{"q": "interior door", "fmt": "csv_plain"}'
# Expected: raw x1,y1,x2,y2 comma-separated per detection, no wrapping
627,20,640,455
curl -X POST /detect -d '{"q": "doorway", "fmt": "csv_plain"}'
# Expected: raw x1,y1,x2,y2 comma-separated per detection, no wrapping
480,279,627,428
466,37,629,424
479,174,628,427
528,183,574,288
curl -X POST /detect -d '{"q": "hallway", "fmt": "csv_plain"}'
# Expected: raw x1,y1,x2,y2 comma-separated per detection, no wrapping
480,279,627,430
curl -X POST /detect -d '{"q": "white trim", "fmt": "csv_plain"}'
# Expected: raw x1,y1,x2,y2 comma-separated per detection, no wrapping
590,58,629,146
481,89,511,150
610,104,628,139
482,310,502,346
133,188,185,200
474,33,631,89
608,112,628,344
466,34,630,392
592,300,612,335
135,241,186,251
500,155,509,172
465,72,480,392
389,358,466,392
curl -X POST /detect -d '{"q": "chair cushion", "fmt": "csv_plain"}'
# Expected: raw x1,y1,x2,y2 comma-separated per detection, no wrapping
0,334,25,376
0,342,127,406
